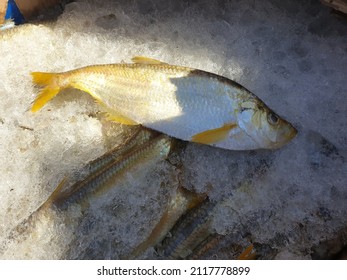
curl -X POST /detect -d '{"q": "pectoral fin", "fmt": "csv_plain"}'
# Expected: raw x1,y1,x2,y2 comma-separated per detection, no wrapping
132,56,167,65
191,123,237,144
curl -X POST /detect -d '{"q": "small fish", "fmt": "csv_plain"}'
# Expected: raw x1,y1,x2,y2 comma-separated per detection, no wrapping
0,128,173,256
53,130,173,209
128,187,206,259
158,198,217,259
31,56,297,150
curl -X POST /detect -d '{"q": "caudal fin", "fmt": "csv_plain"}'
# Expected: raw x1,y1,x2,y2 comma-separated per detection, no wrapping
31,72,61,112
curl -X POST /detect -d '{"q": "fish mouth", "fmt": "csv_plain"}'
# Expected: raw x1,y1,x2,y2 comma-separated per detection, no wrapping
288,126,298,141
272,125,298,149
284,121,298,142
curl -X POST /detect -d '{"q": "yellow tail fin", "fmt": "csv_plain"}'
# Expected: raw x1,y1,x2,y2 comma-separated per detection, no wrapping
31,72,61,112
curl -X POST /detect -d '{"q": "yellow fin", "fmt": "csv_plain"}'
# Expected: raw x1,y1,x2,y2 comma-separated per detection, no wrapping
31,72,61,112
191,123,237,144
31,86,60,112
31,72,55,86
131,56,167,65
69,81,101,101
105,112,139,125
237,244,256,260
97,101,138,125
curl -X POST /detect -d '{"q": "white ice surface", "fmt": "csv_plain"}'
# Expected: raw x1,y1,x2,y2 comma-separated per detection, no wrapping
0,0,346,259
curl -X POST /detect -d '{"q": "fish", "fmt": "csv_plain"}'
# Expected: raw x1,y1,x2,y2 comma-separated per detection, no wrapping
0,128,173,256
128,187,207,259
52,129,173,209
158,197,217,259
31,56,297,150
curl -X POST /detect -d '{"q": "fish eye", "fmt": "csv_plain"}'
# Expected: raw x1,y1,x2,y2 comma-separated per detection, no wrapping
267,113,279,125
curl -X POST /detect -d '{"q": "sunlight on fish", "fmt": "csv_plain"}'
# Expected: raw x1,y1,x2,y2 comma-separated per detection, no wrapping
31,56,297,150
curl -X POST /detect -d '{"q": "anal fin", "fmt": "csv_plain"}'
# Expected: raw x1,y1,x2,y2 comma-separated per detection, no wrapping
191,123,237,144
97,101,138,125
105,111,139,125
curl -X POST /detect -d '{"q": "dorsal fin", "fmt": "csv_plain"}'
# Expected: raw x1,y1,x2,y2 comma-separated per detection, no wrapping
131,56,167,65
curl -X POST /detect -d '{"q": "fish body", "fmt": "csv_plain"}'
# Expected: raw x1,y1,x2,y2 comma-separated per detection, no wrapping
159,198,217,259
129,187,206,259
31,57,297,150
54,130,173,209
0,128,172,255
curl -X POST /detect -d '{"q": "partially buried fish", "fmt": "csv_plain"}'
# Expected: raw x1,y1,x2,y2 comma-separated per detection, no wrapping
31,56,297,150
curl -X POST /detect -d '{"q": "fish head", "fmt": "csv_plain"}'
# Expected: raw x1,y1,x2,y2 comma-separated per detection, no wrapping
236,98,297,149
